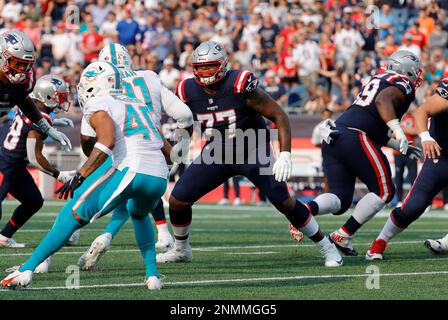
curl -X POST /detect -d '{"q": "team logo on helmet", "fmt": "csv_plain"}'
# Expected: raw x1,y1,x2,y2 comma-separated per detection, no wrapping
4,34,18,45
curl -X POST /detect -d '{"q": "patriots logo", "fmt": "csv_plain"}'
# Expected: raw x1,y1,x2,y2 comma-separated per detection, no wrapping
245,75,258,92
397,78,412,95
4,34,18,45
51,78,63,87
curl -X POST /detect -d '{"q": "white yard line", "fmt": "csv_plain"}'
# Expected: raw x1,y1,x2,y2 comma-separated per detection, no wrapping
2,270,448,291
0,240,427,257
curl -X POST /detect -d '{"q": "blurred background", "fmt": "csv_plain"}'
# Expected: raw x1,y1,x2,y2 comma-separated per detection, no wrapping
0,0,446,205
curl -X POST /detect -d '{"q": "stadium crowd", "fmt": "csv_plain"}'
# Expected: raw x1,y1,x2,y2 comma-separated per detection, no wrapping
0,0,447,117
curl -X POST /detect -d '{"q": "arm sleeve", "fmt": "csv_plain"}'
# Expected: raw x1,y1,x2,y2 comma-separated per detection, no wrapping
161,84,193,129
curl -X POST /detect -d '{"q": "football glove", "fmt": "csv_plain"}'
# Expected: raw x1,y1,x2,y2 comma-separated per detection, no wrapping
37,118,72,152
56,170,77,183
273,151,292,182
55,172,85,200
53,117,74,128
387,119,408,155
316,119,339,145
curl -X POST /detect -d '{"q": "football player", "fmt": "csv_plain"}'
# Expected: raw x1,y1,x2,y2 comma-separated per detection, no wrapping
0,30,71,150
157,41,342,267
75,43,193,271
0,75,75,248
1,61,186,289
296,50,423,256
366,77,448,259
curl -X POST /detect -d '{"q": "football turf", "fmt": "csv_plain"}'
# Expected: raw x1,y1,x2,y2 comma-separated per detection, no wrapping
1,200,448,300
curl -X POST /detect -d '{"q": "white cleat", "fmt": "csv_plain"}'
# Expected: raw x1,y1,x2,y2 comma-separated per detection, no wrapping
319,241,343,267
145,276,164,290
66,229,80,246
156,243,192,263
217,198,229,205
1,270,33,288
35,256,52,274
425,237,448,255
77,233,112,270
233,197,241,206
155,232,174,252
0,235,25,248
329,230,358,256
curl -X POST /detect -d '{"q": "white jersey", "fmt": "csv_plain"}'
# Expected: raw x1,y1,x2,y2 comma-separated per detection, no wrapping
81,69,193,177
83,94,168,178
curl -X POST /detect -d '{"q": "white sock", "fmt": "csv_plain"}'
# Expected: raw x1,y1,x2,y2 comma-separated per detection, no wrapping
313,193,341,215
377,216,403,242
352,192,385,224
315,236,332,249
172,225,190,248
156,223,170,234
299,215,319,237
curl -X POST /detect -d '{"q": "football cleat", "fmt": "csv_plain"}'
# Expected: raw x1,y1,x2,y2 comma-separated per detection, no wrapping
217,198,229,205
77,233,112,270
0,235,25,248
35,256,52,274
319,241,343,267
365,239,388,260
1,270,33,288
156,243,192,263
66,229,80,246
424,237,448,255
145,276,164,290
288,224,304,243
155,232,174,252
232,197,241,206
329,230,358,256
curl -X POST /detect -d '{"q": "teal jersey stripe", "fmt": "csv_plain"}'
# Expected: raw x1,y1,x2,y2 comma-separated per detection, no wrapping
110,43,117,66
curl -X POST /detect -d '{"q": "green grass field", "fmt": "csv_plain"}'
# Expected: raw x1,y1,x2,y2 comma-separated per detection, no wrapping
1,200,448,300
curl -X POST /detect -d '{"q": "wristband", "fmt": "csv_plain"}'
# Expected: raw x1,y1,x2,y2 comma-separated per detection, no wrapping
94,142,113,156
419,131,433,142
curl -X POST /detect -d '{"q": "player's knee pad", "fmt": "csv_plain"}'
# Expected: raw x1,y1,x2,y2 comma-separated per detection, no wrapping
169,195,192,226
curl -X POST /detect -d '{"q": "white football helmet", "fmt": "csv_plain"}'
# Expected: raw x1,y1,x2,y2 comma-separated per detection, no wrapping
0,30,35,84
30,75,70,111
98,43,132,72
77,61,123,109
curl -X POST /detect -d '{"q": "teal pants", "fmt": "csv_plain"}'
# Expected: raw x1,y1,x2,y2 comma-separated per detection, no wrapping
20,165,167,278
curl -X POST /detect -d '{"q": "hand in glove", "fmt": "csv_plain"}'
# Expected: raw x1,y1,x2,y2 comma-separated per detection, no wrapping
53,117,74,128
55,172,85,200
272,151,292,182
56,170,77,183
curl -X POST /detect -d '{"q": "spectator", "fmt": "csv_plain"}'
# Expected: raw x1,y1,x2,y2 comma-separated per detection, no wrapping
428,24,448,53
210,25,233,53
304,85,331,115
1,0,22,23
80,19,104,65
398,33,422,58
262,70,287,107
377,4,393,41
292,31,321,87
402,21,426,49
334,20,365,73
159,58,180,91
91,0,112,28
99,11,118,44
51,22,72,64
178,42,194,70
233,40,252,70
258,13,280,51
384,35,398,57
116,7,139,46
241,13,261,56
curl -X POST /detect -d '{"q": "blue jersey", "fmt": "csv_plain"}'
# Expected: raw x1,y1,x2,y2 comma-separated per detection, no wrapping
336,73,416,146
176,70,267,143
0,68,36,116
0,110,51,169
430,78,448,158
